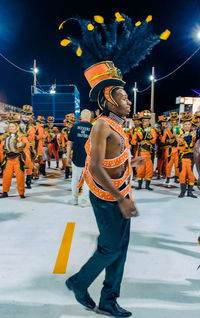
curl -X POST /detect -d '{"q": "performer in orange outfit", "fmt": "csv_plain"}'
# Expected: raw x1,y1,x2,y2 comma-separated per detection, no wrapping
156,115,168,179
130,114,141,157
177,112,197,198
35,116,45,157
19,105,36,188
0,113,29,198
131,110,157,190
34,116,45,179
45,116,60,168
60,114,75,178
161,112,180,184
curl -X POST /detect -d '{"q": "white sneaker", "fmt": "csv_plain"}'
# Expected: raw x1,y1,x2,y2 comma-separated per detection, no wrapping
79,198,91,208
66,197,78,205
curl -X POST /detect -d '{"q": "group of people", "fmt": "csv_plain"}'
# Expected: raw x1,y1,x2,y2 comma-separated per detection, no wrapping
0,105,79,198
128,109,200,198
0,106,200,201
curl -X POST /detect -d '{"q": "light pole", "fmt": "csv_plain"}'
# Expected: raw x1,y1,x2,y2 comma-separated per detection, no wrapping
150,66,155,113
33,59,38,94
132,82,138,114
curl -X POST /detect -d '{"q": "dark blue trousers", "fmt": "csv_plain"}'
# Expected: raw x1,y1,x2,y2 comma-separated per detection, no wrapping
72,191,130,305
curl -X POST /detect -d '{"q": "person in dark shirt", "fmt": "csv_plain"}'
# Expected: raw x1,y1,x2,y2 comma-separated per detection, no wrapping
66,109,92,206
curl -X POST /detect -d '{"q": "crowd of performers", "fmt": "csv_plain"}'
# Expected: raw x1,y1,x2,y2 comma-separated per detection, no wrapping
128,109,200,198
0,105,76,198
0,105,200,200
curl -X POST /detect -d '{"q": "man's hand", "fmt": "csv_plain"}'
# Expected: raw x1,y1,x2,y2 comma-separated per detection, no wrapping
117,197,139,219
16,141,24,148
131,156,145,167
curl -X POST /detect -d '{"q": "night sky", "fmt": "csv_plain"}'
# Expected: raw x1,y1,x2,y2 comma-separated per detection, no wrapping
1,0,200,115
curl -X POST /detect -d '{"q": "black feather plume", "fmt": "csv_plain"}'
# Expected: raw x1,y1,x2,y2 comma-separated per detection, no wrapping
59,13,167,74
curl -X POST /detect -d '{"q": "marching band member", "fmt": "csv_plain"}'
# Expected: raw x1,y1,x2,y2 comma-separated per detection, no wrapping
34,116,45,179
19,105,36,188
156,115,168,179
60,113,76,178
177,112,197,198
161,112,180,184
131,110,157,190
45,116,60,168
0,113,29,198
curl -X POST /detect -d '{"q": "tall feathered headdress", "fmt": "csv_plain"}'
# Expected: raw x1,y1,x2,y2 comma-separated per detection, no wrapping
59,13,170,107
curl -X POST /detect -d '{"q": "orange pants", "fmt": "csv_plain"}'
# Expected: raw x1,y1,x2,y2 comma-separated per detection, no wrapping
165,147,179,178
137,151,154,180
179,158,195,185
3,158,25,195
48,143,59,162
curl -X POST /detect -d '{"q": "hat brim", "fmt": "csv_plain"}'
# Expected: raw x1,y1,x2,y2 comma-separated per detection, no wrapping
89,79,126,101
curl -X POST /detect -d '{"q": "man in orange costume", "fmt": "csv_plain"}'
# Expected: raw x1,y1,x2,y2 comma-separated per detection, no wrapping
0,113,29,198
131,110,157,190
34,116,45,178
177,112,197,198
45,116,60,168
129,114,141,179
19,105,36,188
161,112,180,184
156,115,168,179
59,113,75,178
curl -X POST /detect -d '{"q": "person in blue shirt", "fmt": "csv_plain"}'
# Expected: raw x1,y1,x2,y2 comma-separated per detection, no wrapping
66,109,92,207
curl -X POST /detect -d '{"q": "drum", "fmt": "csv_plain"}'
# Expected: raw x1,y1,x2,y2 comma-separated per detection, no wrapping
5,134,17,152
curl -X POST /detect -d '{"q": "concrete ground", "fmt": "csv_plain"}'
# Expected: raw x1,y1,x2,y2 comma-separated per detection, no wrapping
0,162,200,318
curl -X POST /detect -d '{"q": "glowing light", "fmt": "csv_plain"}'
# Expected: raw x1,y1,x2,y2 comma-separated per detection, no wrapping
33,67,39,74
50,88,56,95
150,75,155,81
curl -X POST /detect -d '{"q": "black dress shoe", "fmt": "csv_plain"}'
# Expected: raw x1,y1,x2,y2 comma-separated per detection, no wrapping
20,194,25,199
0,192,8,198
98,302,132,317
65,277,96,310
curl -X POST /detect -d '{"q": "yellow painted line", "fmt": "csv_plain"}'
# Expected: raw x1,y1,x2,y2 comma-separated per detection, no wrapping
53,222,75,274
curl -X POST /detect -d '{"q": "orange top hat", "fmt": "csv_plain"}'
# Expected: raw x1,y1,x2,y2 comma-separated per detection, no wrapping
132,113,140,121
84,61,125,101
22,105,33,114
158,115,167,122
47,116,54,123
139,110,151,119
8,113,21,123
180,112,192,122
65,113,76,123
169,112,179,120
37,116,45,123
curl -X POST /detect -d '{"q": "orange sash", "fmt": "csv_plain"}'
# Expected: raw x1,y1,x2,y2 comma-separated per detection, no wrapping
77,116,133,201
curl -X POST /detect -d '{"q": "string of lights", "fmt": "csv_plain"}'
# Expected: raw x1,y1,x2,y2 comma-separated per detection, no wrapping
1,44,200,95
137,45,200,93
0,52,33,73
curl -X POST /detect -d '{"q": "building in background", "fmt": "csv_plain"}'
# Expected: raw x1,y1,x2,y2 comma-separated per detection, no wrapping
175,96,200,114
